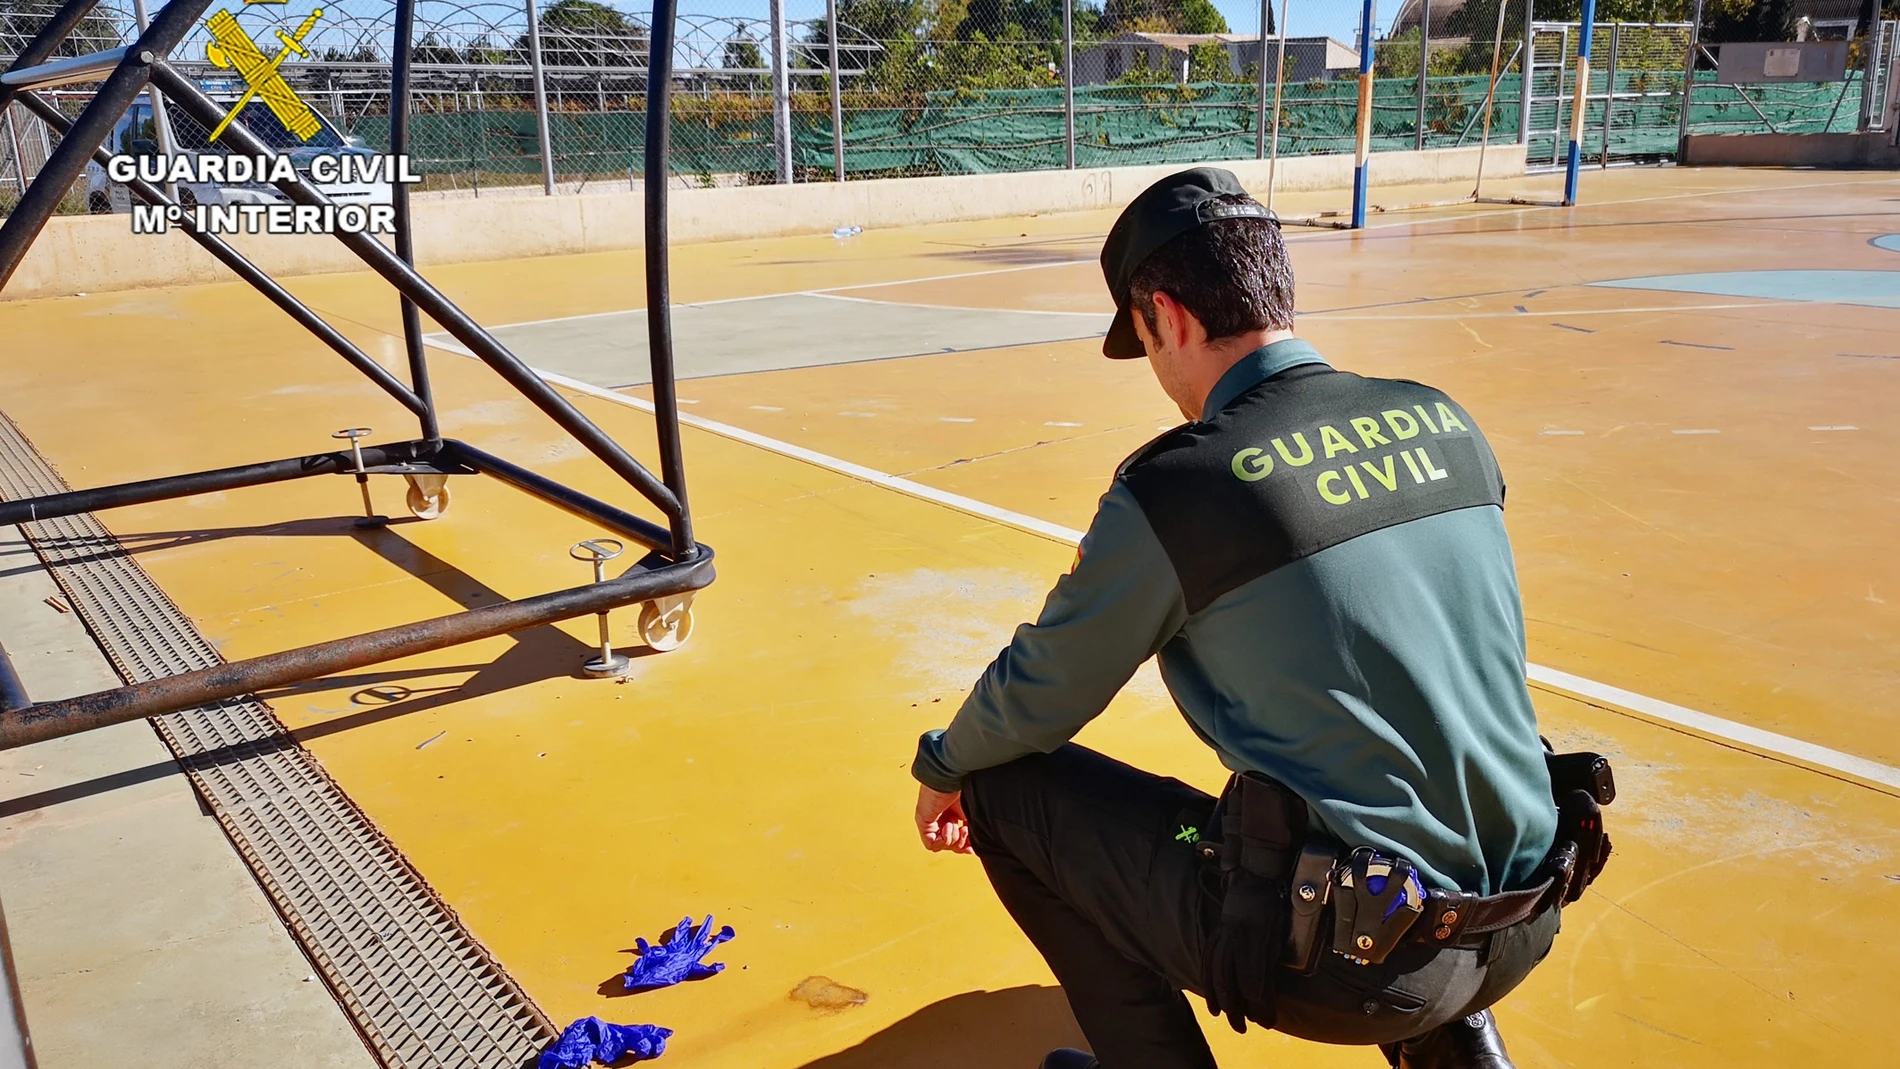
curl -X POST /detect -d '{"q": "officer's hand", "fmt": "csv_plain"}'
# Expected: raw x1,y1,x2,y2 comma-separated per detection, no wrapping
915,785,973,854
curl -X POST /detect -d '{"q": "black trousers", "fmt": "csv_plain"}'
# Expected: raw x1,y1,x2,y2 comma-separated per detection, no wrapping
961,744,1560,1069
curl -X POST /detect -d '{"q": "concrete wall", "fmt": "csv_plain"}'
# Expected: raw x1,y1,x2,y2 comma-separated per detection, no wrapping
2,144,1525,301
1679,132,1900,169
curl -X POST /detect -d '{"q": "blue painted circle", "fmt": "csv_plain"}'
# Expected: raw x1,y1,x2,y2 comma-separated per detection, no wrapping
1873,234,1900,254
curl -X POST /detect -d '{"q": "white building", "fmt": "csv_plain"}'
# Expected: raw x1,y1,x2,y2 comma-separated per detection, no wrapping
1075,33,1361,86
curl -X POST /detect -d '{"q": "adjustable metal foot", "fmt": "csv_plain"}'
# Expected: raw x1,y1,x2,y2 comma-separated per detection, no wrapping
571,539,631,678
334,428,388,528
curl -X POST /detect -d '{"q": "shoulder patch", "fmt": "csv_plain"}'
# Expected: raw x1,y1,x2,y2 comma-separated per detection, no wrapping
1118,371,1505,613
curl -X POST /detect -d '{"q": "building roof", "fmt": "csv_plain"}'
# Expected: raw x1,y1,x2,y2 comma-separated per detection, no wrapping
1101,31,1357,54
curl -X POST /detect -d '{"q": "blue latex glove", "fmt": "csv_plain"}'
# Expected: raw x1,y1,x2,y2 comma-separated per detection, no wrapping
623,915,736,991
538,1017,671,1069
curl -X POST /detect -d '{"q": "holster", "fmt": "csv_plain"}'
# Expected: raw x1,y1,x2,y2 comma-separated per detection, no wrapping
1545,743,1616,902
1202,772,1305,1034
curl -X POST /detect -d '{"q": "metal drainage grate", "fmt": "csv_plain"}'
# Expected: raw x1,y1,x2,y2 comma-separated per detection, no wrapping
0,412,556,1069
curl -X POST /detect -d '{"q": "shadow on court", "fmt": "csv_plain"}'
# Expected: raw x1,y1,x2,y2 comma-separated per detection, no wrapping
795,985,1087,1069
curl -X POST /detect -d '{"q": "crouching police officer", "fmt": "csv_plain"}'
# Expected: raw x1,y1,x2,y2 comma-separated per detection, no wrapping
910,168,1614,1069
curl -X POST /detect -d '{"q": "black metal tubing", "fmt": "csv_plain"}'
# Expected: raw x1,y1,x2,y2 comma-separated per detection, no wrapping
0,0,214,288
0,441,442,526
0,643,28,715
388,0,440,444
643,0,695,557
0,0,102,114
149,66,686,532
0,551,713,751
11,93,429,420
447,441,673,554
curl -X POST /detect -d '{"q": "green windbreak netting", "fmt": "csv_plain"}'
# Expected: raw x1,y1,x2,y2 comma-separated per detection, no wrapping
349,70,1875,183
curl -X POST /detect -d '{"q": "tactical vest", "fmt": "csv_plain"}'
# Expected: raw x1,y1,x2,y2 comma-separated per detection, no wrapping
1119,364,1506,614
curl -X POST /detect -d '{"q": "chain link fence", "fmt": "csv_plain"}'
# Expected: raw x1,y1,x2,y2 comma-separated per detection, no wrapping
5,0,1898,216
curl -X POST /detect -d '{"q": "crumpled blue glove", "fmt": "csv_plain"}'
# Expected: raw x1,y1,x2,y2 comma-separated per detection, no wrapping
538,1017,671,1069
623,915,736,991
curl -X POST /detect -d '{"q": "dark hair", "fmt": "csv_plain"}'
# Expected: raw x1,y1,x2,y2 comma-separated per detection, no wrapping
1129,193,1294,341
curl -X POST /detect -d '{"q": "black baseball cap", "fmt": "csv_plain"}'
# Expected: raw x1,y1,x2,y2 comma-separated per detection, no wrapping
1099,167,1278,359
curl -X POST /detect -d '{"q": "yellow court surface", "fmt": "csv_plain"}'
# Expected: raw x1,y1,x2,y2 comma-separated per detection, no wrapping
2,166,1898,1068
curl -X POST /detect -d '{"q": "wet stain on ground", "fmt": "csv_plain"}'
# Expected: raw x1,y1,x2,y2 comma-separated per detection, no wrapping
792,976,869,1014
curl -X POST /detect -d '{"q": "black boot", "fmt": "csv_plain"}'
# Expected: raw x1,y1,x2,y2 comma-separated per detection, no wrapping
1039,1049,1100,1069
1388,1009,1514,1069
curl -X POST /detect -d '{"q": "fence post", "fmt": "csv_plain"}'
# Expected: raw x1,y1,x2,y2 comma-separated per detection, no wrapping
1266,0,1291,208
1416,0,1430,150
4,107,26,199
1518,0,1534,144
768,0,793,184
1564,0,1596,205
523,0,556,195
1601,21,1619,167
827,0,844,180
1858,3,1881,131
131,0,180,201
1256,0,1270,158
1064,0,1077,168
1677,0,1703,156
1351,0,1376,229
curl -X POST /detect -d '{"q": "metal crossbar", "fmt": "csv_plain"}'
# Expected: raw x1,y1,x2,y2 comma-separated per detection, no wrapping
0,0,712,758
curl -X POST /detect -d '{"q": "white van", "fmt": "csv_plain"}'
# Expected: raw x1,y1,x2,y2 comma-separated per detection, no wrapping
85,91,393,214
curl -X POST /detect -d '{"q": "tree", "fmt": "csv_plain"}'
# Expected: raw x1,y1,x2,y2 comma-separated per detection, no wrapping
1700,0,1796,43
1,3,126,59
516,0,649,69
1103,0,1232,34
1178,0,1230,34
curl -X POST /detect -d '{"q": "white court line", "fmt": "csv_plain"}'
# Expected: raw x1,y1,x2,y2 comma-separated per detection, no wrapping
522,365,1900,795
806,290,1113,317
1525,666,1900,792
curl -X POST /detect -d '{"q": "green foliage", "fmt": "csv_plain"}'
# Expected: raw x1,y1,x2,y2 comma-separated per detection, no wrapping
1700,0,1796,43
1177,0,1231,35
1102,0,1229,35
1374,29,1471,79
1186,41,1234,81
516,0,649,67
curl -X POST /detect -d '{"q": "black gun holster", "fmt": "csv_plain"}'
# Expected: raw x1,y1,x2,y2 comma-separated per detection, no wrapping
1202,772,1306,1034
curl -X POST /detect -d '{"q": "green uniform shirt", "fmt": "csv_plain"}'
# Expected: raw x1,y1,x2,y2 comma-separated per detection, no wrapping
913,339,1555,896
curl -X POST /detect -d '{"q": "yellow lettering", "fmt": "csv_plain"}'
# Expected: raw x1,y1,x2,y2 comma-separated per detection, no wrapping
1400,450,1426,484
1415,446,1449,481
1320,424,1358,458
1317,470,1352,505
1413,404,1440,434
1272,433,1315,467
1382,409,1420,440
1361,455,1398,491
1231,447,1273,481
1434,402,1469,432
1345,466,1370,499
1351,417,1392,449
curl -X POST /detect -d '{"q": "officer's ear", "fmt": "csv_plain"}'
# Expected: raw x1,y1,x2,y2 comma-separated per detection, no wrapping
1148,290,1202,353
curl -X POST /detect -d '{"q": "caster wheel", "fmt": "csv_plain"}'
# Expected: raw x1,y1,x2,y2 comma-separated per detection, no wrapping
403,474,451,520
638,594,695,652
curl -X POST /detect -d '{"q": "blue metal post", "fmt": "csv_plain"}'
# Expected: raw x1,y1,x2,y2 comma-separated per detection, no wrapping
1565,0,1598,205
1352,0,1377,228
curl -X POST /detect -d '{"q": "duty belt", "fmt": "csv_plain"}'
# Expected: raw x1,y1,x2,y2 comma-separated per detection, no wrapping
1406,840,1575,949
